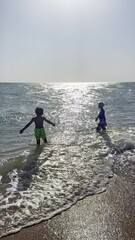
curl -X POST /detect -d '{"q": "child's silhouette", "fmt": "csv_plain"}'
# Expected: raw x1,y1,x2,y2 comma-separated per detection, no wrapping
20,107,55,145
95,102,107,131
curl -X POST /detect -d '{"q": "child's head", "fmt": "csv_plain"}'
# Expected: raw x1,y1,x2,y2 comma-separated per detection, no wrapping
35,107,43,116
98,102,104,109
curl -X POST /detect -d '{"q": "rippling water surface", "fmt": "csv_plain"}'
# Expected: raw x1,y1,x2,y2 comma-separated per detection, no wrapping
0,82,135,237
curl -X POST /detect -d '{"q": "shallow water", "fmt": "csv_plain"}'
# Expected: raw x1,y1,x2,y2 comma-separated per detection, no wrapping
0,82,135,237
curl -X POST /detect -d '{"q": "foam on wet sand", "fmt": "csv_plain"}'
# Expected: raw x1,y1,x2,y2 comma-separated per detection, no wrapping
1,174,135,240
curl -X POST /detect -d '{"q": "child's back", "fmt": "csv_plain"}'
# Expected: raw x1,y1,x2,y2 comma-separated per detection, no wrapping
33,116,45,128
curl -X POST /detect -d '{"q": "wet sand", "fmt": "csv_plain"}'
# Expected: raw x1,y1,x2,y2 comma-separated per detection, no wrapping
1,174,135,240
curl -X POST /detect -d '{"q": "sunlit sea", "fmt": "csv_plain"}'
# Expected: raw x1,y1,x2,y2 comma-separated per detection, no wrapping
0,82,135,237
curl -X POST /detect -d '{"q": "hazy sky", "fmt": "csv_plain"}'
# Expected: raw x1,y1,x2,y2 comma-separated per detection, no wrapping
0,0,135,82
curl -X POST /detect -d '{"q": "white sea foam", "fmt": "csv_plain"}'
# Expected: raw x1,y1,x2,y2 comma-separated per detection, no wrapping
0,136,114,237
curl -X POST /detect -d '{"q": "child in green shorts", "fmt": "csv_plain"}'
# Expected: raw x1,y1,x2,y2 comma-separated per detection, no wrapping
20,107,55,145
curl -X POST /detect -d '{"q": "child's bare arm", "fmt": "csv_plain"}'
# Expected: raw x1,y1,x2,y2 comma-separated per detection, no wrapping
95,115,99,121
44,117,55,126
20,118,34,133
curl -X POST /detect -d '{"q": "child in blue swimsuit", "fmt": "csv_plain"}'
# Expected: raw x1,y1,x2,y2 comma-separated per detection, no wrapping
95,102,107,131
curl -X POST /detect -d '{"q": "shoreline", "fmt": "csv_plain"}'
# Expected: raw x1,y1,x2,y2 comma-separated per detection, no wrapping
1,174,135,240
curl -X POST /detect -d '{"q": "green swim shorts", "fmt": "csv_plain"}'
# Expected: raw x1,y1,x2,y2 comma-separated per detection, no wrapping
34,128,46,140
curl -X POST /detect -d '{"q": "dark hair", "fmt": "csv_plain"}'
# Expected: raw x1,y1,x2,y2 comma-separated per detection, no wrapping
35,107,43,116
98,102,104,108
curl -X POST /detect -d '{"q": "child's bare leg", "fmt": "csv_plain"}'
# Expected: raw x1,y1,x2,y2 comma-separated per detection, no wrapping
96,123,101,132
44,136,47,143
101,123,106,131
37,139,40,145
